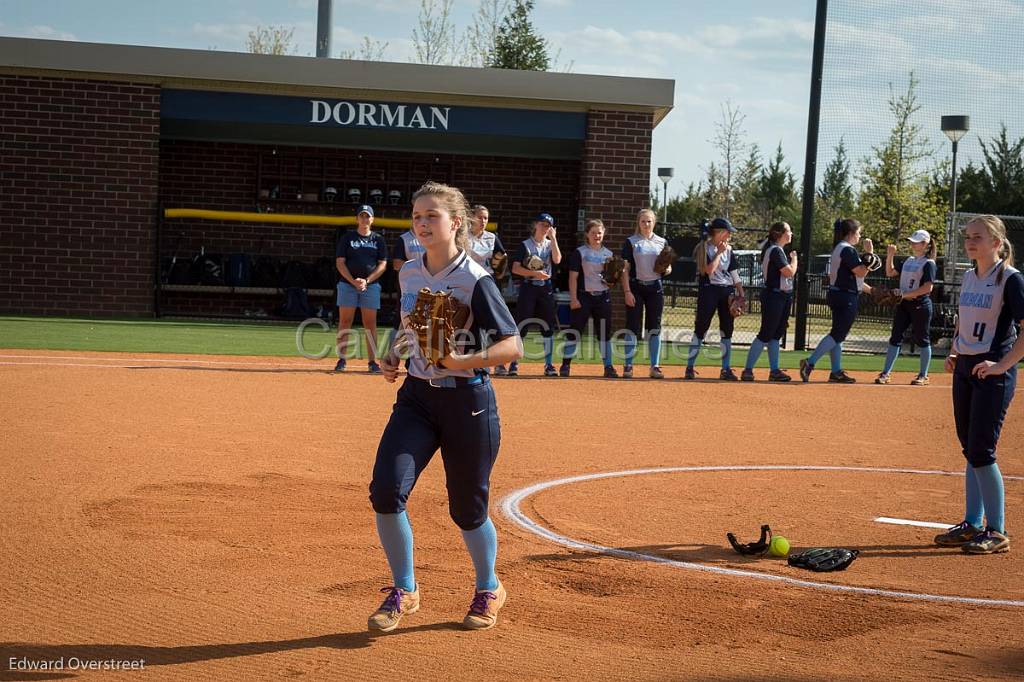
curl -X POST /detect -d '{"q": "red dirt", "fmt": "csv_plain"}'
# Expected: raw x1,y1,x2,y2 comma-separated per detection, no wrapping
1,350,1021,681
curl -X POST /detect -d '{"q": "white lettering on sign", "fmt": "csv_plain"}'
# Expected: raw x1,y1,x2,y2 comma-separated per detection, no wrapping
309,100,451,131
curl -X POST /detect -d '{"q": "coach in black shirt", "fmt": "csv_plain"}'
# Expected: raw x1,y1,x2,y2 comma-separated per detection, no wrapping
335,205,388,373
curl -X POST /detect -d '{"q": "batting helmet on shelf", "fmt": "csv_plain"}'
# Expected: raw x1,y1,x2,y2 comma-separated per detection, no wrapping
322,186,338,202
388,190,402,206
347,188,362,204
369,188,384,205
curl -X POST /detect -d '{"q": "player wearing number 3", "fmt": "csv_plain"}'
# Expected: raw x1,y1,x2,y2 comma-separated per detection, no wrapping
934,215,1024,554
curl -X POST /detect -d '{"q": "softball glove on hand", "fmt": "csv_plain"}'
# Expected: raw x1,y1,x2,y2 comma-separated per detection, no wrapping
405,288,471,368
870,284,903,306
601,256,626,287
523,254,545,272
728,293,746,317
490,252,509,280
787,547,859,572
653,245,677,276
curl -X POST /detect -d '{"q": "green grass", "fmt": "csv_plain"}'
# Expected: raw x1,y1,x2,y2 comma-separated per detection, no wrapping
0,315,946,373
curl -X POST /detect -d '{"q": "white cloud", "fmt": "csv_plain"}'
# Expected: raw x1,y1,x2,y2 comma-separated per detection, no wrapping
0,24,78,41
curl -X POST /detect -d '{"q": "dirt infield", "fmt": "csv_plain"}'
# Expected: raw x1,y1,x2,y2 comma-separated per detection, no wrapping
1,350,1022,681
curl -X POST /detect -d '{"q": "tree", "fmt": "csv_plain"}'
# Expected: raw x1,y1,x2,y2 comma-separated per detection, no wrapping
756,142,799,227
463,0,510,67
978,123,1024,215
338,37,390,61
246,25,297,55
709,100,748,219
412,0,458,65
857,74,945,245
818,138,854,215
488,0,550,71
731,144,763,226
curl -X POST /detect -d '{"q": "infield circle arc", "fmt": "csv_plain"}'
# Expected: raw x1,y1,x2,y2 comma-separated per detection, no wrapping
500,465,1024,608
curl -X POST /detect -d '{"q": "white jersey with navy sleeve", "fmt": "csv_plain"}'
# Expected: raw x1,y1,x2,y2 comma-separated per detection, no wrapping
898,255,936,294
828,241,863,292
762,244,793,293
704,244,738,286
398,251,519,380
467,230,499,274
625,233,667,282
953,262,1024,356
519,237,554,284
573,245,613,293
396,231,426,262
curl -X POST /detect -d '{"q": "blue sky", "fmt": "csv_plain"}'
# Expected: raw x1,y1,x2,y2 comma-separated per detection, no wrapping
2,0,1021,199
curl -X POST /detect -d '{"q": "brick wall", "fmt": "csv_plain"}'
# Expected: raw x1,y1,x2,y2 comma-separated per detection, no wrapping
579,110,655,327
0,75,160,316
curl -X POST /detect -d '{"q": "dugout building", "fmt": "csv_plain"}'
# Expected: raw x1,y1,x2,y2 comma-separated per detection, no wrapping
0,37,674,320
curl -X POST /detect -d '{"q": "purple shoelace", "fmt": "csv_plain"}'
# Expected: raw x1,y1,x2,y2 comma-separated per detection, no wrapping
380,587,404,613
469,591,496,615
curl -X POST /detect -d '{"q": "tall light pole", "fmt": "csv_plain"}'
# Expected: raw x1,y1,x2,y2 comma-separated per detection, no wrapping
941,115,970,214
657,167,674,226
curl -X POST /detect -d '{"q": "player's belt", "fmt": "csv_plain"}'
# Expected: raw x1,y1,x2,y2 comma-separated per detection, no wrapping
412,373,488,389
635,278,661,286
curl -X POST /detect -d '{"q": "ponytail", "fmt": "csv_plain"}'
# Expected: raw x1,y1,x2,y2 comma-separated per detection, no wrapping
926,238,937,260
693,236,709,274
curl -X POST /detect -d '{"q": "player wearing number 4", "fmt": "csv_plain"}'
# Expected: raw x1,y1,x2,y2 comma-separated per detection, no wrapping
560,219,616,377
875,230,936,386
742,221,797,382
934,215,1024,555
370,182,523,631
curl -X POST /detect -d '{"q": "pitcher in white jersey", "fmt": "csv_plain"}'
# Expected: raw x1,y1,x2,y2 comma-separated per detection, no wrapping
935,215,1024,555
369,181,523,631
875,230,937,385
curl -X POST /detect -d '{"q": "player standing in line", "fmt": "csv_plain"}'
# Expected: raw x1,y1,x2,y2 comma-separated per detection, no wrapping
684,217,746,380
874,230,936,385
335,205,388,373
370,181,523,631
742,221,797,382
934,215,1023,554
622,209,668,379
467,204,510,376
799,218,874,383
559,219,617,377
507,213,562,377
384,224,427,351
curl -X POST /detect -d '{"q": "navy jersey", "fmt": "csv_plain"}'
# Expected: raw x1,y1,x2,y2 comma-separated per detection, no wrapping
953,262,1024,356
828,241,862,292
569,244,613,293
623,233,667,282
398,251,519,380
393,230,425,262
761,244,792,293
467,230,506,275
700,243,739,286
897,256,936,294
336,230,388,279
513,237,554,284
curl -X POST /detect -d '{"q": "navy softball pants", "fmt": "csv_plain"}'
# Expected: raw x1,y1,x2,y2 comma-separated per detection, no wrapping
952,353,1016,468
826,289,859,343
889,299,932,347
569,290,612,342
370,375,500,530
516,282,557,337
756,290,792,343
626,280,665,337
694,284,735,339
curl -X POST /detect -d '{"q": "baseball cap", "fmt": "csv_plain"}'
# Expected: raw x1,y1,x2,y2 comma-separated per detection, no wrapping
357,205,374,217
907,229,931,243
535,212,555,226
710,217,736,233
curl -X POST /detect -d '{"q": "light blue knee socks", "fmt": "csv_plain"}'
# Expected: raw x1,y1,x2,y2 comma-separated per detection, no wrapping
461,518,499,591
376,511,416,592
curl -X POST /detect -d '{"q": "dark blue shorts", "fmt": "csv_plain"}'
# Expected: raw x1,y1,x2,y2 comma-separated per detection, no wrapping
952,352,1016,468
757,290,792,343
826,289,859,343
889,298,932,347
626,280,665,337
516,282,557,337
569,290,612,342
694,284,735,340
369,374,500,530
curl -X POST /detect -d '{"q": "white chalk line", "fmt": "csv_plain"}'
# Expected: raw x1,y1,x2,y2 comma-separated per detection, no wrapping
501,465,1024,608
874,517,951,530
0,354,324,370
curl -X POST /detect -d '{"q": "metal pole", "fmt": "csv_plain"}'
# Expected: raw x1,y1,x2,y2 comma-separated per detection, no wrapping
794,0,828,351
662,180,668,224
950,139,959,213
316,0,333,58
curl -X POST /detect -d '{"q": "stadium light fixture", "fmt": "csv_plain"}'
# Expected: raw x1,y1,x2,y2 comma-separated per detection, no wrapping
941,115,969,213
657,167,674,225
